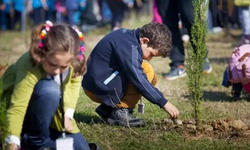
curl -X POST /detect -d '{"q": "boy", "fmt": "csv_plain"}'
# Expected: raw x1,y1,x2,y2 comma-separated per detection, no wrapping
82,22,179,127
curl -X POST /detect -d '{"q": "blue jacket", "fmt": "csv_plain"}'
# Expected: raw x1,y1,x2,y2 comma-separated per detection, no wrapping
82,29,167,108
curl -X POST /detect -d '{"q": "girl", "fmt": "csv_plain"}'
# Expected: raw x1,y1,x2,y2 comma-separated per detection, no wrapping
0,21,90,150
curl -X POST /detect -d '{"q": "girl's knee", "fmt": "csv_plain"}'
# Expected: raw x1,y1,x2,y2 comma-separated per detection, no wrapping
34,79,60,97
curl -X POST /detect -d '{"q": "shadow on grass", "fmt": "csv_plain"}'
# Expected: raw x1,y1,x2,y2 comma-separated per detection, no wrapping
209,57,229,65
203,90,233,102
183,90,249,102
203,90,249,102
74,112,105,124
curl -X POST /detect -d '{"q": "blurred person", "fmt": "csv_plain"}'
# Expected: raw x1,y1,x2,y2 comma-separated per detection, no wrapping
235,0,250,45
0,0,4,10
155,0,212,80
105,0,132,31
0,0,12,30
27,0,48,25
65,0,79,26
12,0,26,32
0,0,4,30
208,0,223,33
46,0,56,22
134,0,150,21
152,0,162,23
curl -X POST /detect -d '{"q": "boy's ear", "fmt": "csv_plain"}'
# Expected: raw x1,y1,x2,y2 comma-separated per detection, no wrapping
140,37,149,44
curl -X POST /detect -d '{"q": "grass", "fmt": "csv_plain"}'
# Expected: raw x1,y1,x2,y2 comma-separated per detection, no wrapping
0,15,250,149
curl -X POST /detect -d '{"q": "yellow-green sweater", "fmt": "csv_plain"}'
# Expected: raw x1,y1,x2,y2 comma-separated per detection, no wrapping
0,52,81,139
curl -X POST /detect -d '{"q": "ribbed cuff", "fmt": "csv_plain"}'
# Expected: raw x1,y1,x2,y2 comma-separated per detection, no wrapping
5,135,20,147
65,108,75,119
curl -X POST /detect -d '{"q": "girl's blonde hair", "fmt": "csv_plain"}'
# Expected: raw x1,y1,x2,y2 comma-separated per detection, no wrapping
29,23,86,77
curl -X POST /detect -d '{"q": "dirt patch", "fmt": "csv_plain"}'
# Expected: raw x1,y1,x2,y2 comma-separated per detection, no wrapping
156,119,250,143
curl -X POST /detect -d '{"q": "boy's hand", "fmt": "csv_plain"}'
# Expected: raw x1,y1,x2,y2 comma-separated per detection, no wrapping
5,143,18,150
163,102,179,119
64,116,73,132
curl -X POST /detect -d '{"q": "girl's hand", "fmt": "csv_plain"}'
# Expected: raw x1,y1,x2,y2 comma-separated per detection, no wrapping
163,102,179,119
6,143,18,150
64,116,73,132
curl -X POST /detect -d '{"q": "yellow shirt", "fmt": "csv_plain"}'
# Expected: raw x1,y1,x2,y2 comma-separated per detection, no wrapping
0,52,81,139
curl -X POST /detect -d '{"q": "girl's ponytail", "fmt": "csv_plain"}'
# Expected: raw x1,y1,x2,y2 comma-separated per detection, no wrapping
29,23,46,66
72,57,87,77
28,21,87,77
71,27,87,77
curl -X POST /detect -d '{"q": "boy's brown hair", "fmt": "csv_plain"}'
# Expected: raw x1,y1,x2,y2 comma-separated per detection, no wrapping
29,23,86,77
139,22,172,58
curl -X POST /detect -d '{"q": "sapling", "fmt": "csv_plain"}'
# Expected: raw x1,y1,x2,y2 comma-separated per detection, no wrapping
186,0,209,126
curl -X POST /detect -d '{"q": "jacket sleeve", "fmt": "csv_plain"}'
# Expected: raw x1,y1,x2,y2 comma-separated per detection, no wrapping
7,67,38,138
116,44,167,107
64,73,82,119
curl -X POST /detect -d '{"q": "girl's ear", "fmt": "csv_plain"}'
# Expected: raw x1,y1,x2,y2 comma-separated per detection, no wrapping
140,37,149,44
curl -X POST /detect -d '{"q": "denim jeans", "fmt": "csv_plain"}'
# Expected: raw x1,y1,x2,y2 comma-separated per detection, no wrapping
21,79,90,150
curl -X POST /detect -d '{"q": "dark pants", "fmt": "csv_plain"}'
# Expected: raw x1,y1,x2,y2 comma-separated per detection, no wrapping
67,9,77,26
33,7,45,25
21,79,90,150
0,11,12,30
155,0,195,68
105,0,128,30
13,10,26,32
45,10,57,23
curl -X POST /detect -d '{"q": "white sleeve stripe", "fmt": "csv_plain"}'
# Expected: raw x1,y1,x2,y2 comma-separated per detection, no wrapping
131,45,161,100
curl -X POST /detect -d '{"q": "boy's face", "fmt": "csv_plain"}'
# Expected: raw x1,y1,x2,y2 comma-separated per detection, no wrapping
42,51,73,76
140,37,161,61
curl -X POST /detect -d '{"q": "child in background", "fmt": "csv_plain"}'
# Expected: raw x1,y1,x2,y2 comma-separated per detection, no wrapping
0,21,90,150
82,22,179,127
222,44,250,99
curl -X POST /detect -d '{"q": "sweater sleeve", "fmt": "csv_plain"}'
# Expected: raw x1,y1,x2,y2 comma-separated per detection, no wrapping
7,67,38,138
116,44,167,107
64,75,82,117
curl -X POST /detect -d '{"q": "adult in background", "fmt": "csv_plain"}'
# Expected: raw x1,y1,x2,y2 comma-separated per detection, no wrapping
155,0,212,80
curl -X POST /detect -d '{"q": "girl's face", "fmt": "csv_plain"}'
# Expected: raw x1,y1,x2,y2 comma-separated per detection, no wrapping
42,51,73,76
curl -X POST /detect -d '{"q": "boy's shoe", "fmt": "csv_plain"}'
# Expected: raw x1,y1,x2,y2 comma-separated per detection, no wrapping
95,103,113,118
163,65,187,80
106,108,145,127
88,143,101,150
203,59,212,74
